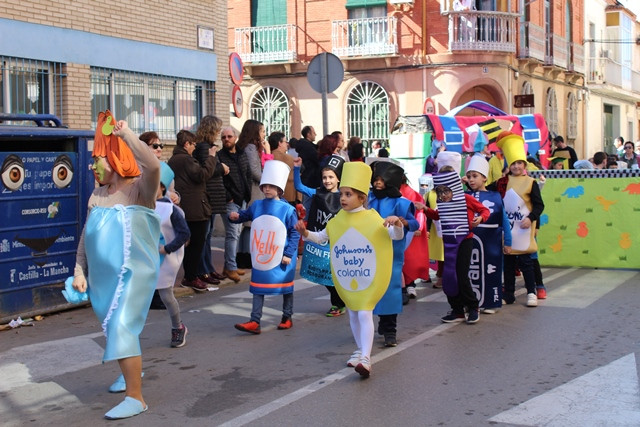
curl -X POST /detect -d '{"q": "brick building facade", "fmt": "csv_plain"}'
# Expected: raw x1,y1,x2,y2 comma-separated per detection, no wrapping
228,0,598,163
0,0,229,146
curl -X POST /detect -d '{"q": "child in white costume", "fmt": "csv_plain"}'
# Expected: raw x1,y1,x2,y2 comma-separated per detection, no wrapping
155,163,191,347
296,161,404,378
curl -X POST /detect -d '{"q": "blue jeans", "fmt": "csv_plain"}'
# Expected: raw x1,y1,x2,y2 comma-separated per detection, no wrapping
221,202,242,271
198,213,217,276
250,293,293,323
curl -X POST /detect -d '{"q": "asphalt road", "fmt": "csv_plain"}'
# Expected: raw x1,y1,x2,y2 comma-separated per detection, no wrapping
2,266,640,426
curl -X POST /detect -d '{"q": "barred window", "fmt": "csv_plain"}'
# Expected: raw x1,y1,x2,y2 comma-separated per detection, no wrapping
347,81,389,155
0,56,64,119
91,68,215,139
249,86,290,137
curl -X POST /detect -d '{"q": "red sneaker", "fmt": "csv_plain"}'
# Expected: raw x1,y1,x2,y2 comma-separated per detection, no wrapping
536,287,547,299
234,321,261,334
277,317,293,330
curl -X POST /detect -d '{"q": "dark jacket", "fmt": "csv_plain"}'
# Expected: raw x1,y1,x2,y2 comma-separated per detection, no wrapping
167,145,216,222
194,142,227,215
295,137,321,188
217,146,252,206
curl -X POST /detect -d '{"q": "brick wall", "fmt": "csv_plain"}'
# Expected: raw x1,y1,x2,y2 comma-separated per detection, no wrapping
1,0,230,128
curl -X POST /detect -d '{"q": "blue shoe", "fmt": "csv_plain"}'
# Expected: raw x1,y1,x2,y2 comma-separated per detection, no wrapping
108,372,144,393
104,396,148,420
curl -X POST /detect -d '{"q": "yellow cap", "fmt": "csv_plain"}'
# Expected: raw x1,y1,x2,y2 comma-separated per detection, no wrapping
496,131,527,166
340,161,371,195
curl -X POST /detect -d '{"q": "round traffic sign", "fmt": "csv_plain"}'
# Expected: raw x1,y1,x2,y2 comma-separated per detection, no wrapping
232,85,243,118
229,52,244,85
307,52,344,94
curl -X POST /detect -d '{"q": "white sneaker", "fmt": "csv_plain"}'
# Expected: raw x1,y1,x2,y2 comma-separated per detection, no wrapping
346,350,361,367
407,286,417,299
526,293,538,307
480,308,496,314
355,356,371,378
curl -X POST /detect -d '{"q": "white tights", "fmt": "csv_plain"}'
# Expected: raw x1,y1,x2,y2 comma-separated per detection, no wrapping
348,309,374,359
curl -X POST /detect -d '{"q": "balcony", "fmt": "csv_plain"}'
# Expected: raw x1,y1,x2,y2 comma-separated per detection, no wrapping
448,11,517,52
518,22,545,62
332,16,398,58
544,33,568,69
588,57,640,94
567,42,585,74
234,24,297,64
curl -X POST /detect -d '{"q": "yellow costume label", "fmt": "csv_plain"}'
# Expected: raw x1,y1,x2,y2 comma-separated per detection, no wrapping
326,209,393,311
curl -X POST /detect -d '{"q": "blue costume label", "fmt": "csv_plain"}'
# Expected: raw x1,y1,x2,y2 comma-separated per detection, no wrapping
468,191,504,309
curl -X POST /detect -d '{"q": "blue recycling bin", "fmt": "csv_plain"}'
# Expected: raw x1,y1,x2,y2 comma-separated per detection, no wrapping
0,114,94,323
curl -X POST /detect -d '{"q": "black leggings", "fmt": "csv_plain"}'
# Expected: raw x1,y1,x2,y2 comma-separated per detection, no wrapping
183,220,209,281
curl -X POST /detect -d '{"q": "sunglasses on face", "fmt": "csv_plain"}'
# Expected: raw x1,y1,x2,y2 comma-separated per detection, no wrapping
151,143,164,149
625,146,634,150
221,135,234,139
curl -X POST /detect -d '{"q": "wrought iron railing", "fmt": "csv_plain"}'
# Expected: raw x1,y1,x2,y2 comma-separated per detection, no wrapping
234,24,297,64
448,11,517,52
332,16,398,58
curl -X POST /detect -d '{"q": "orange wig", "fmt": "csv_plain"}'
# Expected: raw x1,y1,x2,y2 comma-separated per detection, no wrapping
93,111,141,178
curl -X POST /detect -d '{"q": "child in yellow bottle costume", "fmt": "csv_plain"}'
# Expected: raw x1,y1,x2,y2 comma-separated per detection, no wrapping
296,162,404,378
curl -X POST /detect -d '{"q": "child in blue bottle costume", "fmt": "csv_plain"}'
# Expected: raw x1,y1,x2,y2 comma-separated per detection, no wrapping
230,160,300,334
297,161,404,377
72,112,161,420
368,160,419,347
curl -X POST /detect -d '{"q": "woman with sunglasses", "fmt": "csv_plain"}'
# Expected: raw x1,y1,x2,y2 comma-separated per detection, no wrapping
622,142,640,169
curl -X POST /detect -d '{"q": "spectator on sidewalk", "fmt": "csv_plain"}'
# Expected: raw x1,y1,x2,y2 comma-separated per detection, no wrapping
193,115,227,286
217,126,252,282
168,128,217,292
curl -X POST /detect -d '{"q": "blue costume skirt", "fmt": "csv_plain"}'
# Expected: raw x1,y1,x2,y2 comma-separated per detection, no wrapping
85,205,161,362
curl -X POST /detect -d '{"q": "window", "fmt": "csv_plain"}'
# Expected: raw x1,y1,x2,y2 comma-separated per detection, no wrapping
545,87,558,136
251,0,287,55
0,56,64,119
566,92,577,140
91,68,215,139
346,81,390,154
250,86,290,138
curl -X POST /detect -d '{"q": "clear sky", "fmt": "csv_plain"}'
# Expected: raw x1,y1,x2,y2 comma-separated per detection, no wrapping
618,0,640,19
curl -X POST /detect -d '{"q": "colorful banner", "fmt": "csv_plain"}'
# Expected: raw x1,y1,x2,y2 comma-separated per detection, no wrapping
530,170,640,269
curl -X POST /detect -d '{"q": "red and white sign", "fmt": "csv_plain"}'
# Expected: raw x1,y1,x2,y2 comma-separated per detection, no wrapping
232,85,243,118
229,52,244,86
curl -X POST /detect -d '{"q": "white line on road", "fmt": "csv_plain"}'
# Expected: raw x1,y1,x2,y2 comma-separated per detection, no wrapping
217,323,458,427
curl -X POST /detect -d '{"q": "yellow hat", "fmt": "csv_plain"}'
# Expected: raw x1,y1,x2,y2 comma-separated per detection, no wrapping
340,161,371,195
496,131,527,166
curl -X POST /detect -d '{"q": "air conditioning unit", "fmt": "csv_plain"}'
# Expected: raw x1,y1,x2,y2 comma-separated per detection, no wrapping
390,0,414,4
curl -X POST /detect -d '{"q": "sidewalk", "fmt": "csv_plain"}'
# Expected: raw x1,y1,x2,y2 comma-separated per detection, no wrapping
173,221,248,296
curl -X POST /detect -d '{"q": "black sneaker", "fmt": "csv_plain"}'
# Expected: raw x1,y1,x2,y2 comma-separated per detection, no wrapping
384,334,397,347
402,288,410,305
171,324,188,348
466,309,479,324
441,311,465,323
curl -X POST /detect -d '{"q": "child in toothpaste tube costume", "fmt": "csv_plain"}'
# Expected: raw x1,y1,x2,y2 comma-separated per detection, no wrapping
297,161,405,378
230,160,300,334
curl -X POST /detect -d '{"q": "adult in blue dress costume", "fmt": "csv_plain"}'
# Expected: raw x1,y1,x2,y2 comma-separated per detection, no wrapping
73,112,162,420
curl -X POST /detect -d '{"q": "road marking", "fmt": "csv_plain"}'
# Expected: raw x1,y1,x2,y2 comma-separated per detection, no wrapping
545,269,636,308
489,353,640,426
217,323,458,427
0,332,103,392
